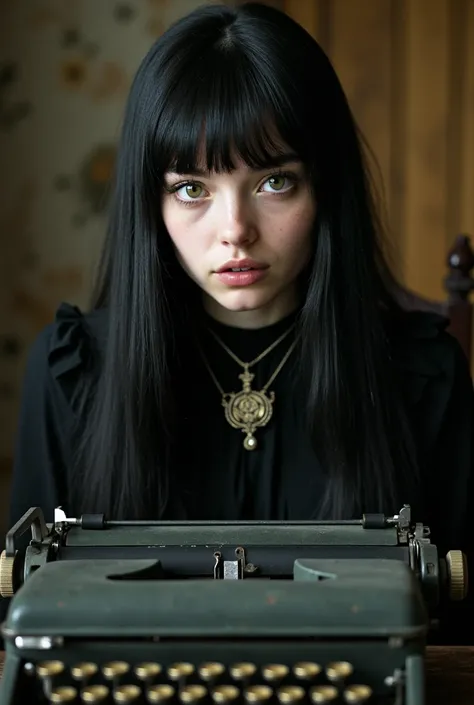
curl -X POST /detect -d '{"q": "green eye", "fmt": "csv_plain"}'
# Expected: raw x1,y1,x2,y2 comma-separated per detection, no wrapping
267,175,286,191
184,183,203,198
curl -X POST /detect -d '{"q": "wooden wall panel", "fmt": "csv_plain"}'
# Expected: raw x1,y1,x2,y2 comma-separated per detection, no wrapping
461,0,474,237
283,0,474,301
403,0,450,298
284,0,320,38
324,0,396,269
328,0,393,207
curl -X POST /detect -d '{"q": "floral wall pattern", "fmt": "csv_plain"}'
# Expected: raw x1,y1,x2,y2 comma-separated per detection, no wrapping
0,0,219,526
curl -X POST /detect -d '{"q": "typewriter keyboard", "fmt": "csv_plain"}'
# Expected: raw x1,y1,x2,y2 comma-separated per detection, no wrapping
21,658,388,704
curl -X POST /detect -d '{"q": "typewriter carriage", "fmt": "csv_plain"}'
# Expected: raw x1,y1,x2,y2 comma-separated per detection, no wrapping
0,503,468,605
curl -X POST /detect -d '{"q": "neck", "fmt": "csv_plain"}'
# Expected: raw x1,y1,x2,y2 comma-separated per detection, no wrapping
202,289,300,330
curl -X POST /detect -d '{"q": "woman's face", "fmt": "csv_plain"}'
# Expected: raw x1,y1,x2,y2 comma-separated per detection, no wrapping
161,151,316,329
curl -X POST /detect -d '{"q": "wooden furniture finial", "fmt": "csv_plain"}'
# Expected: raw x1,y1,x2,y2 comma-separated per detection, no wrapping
444,235,474,361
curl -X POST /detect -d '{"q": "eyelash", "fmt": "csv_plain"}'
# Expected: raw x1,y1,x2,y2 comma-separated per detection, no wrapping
166,170,299,208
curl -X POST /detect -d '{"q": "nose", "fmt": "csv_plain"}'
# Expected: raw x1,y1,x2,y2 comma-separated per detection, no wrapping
218,195,258,247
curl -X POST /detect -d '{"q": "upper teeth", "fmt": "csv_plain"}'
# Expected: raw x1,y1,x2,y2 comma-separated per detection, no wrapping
231,267,251,271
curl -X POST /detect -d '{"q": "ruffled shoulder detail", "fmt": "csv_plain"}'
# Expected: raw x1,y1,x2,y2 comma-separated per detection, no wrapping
47,303,89,379
46,302,106,409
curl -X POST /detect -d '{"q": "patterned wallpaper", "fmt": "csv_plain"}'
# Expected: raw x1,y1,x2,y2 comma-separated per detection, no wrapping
0,0,219,479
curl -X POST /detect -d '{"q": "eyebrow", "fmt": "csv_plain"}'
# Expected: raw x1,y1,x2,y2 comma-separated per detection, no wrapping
167,152,301,177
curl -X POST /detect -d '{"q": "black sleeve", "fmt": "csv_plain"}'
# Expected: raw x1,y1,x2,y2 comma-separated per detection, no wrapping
0,327,71,631
9,326,70,529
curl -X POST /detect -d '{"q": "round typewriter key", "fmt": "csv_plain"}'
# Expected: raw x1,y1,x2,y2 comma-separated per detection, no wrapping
82,685,110,703
180,684,208,703
168,662,195,682
277,685,305,703
37,661,66,698
199,662,225,682
343,685,373,703
37,661,66,678
147,684,175,703
211,685,240,703
113,684,142,702
49,685,78,703
325,661,353,683
102,661,131,681
102,661,131,677
310,686,339,703
135,662,162,683
262,664,289,683
244,685,273,703
229,663,257,682
71,662,99,682
293,662,322,681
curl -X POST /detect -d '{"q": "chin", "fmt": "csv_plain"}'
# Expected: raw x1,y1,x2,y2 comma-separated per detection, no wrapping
215,290,272,312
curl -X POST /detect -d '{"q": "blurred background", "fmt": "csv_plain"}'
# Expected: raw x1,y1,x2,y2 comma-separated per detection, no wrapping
1,0,473,534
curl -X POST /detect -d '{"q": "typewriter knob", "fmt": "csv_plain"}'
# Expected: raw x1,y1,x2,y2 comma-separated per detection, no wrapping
147,684,175,703
113,684,141,703
0,550,15,597
49,686,78,703
343,684,373,703
310,685,339,703
446,550,468,601
212,685,240,703
277,685,305,703
244,685,273,703
81,685,110,703
262,664,289,683
180,684,208,703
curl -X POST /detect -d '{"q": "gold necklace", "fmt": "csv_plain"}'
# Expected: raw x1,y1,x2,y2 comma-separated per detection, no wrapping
200,322,298,451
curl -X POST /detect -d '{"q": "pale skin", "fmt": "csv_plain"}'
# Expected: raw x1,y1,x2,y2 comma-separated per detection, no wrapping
161,152,317,330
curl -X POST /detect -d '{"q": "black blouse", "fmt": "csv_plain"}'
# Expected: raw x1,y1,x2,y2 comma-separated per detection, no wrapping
2,302,474,643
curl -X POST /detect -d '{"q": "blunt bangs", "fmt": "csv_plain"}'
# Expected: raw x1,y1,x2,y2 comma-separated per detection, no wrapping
150,45,309,177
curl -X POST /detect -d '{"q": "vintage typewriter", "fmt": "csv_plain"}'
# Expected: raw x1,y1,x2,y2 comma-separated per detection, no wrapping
0,504,469,705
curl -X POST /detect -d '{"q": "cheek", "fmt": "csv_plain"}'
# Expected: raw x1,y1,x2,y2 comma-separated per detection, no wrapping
273,204,315,258
162,208,203,265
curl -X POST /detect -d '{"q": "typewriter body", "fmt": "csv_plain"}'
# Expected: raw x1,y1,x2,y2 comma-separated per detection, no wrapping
0,504,468,705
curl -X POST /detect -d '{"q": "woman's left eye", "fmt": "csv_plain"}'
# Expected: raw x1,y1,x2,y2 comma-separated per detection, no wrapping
261,173,295,193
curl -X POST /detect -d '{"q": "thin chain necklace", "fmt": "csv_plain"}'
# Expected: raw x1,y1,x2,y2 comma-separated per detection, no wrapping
199,322,298,451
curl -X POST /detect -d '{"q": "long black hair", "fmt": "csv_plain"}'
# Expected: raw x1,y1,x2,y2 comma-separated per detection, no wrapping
71,2,419,519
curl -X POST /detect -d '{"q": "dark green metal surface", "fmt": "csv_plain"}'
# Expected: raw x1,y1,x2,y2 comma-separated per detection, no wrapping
64,523,400,547
4,558,427,639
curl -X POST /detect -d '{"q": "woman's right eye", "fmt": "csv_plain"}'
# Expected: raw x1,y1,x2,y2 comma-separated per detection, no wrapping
174,182,206,202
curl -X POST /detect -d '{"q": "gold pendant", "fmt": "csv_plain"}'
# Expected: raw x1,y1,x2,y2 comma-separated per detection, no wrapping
222,367,275,450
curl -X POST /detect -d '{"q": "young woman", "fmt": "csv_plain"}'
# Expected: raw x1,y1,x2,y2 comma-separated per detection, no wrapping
6,2,473,626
